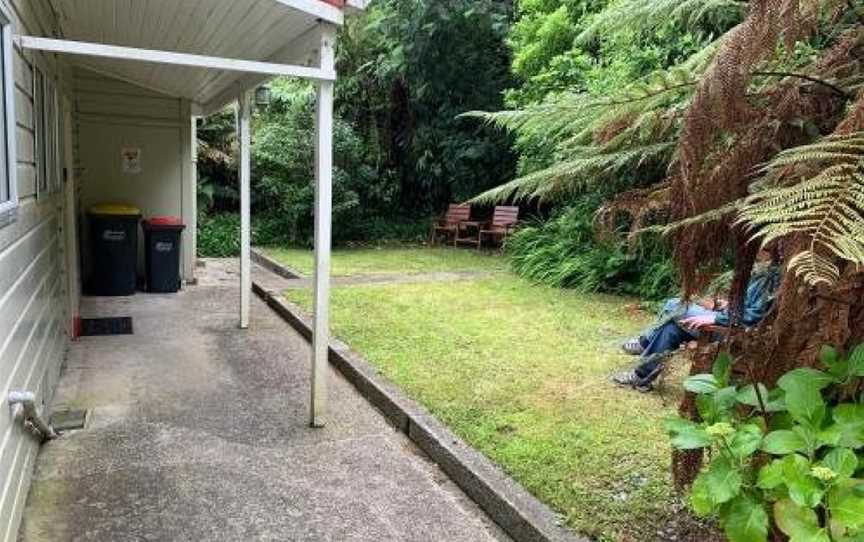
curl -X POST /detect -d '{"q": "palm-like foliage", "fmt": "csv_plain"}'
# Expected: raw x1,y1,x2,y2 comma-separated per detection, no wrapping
739,133,864,285
466,52,720,203
575,0,747,46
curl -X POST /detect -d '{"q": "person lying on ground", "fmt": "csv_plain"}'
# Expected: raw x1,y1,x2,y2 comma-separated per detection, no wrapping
612,251,781,392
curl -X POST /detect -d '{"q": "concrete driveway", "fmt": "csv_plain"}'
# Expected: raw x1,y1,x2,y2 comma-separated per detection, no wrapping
17,261,509,542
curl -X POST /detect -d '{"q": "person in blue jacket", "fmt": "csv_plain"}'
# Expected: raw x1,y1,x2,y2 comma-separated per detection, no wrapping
613,251,781,391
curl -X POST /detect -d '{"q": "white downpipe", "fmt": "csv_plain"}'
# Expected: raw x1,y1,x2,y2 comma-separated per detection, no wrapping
8,390,58,441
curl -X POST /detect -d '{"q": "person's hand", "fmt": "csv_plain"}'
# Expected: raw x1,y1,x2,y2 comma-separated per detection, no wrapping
681,315,717,330
698,298,716,310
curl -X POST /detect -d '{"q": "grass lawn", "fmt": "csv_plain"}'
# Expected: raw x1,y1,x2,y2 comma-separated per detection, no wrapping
262,245,506,277
282,254,707,541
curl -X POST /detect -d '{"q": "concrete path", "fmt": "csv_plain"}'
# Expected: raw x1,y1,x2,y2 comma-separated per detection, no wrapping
18,263,509,541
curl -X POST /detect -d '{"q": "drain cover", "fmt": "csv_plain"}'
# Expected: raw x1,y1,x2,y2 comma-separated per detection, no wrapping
50,409,88,432
81,317,133,336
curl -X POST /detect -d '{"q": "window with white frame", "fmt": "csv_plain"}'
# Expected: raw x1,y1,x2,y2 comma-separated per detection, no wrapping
0,4,17,227
34,67,46,194
34,66,60,198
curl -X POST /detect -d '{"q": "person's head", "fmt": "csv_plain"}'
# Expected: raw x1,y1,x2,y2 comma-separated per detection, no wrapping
756,245,782,267
756,249,773,264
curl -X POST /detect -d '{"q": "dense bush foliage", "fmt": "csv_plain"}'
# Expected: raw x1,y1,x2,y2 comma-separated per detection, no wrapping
488,0,712,299
506,201,677,299
338,0,517,209
197,0,516,252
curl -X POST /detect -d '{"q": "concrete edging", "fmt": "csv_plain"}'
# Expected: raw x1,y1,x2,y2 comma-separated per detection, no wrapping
251,248,303,280
252,278,587,542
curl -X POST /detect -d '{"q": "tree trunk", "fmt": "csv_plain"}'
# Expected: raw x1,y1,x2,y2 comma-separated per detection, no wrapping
752,239,864,384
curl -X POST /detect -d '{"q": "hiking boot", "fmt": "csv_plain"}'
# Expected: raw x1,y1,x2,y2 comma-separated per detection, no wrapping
621,337,645,356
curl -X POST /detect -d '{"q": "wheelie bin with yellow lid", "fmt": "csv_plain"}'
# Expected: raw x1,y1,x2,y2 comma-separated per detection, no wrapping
88,203,141,296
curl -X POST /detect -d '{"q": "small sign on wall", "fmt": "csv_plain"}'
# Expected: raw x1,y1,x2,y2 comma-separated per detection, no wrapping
121,147,142,174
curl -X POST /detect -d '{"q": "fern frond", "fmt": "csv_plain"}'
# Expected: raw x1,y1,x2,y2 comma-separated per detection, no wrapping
470,142,677,204
757,132,864,171
576,0,746,46
647,199,742,234
786,251,842,286
740,160,864,286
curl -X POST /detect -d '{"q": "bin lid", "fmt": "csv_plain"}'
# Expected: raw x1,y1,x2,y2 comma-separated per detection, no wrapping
89,203,141,216
145,215,184,227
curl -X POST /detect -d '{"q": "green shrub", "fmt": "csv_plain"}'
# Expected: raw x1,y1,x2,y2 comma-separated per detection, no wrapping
667,347,864,542
505,202,677,300
197,212,431,255
197,213,241,257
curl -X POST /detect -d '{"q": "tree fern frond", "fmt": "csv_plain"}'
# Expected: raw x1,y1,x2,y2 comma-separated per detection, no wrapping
757,132,864,171
740,160,864,286
786,251,841,286
647,199,742,234
576,0,746,46
470,142,677,204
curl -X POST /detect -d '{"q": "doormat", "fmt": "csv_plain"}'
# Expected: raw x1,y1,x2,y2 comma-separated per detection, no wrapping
80,317,133,336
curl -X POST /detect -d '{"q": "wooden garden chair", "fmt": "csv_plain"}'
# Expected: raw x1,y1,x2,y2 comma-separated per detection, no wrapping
456,206,520,250
431,204,471,246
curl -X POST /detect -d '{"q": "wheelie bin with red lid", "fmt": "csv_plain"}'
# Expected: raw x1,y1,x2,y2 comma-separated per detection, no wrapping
142,216,186,293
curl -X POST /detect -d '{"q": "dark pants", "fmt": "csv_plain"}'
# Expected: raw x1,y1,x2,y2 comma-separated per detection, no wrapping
633,295,723,381
633,320,697,378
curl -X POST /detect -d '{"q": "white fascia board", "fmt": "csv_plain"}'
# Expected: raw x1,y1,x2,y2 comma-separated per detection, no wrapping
345,0,369,12
273,0,344,25
18,36,337,82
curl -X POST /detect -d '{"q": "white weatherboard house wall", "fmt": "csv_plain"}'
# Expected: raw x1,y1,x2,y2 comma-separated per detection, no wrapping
0,2,69,538
0,1,362,540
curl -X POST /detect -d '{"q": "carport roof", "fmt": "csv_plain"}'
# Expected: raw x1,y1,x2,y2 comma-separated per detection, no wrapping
39,0,366,112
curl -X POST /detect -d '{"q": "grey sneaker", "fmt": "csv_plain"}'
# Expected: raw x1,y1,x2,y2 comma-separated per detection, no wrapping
621,337,645,356
612,370,641,387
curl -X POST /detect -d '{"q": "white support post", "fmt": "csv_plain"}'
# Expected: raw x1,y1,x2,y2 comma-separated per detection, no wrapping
238,92,252,330
310,25,337,428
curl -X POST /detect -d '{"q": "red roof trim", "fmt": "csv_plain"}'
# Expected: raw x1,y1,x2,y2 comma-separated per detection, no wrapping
319,0,345,7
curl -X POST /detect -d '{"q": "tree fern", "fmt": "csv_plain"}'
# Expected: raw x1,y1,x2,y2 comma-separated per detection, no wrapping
575,0,746,46
464,54,716,204
739,132,864,286
471,141,677,204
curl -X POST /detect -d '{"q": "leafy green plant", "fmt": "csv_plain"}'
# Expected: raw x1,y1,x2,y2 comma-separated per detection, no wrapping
197,213,241,257
505,201,677,299
667,346,864,542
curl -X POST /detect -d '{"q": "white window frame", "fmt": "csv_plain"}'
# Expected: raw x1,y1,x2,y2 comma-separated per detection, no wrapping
0,4,18,226
46,78,58,193
34,65,44,195
34,64,60,198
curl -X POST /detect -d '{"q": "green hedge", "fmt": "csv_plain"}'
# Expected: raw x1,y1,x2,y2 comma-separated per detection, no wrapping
197,212,432,257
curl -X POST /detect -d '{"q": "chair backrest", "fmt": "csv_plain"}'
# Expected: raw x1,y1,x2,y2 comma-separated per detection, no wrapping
492,206,519,227
444,204,471,224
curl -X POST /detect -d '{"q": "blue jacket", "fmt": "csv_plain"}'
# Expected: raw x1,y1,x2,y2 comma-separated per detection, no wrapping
715,266,781,327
